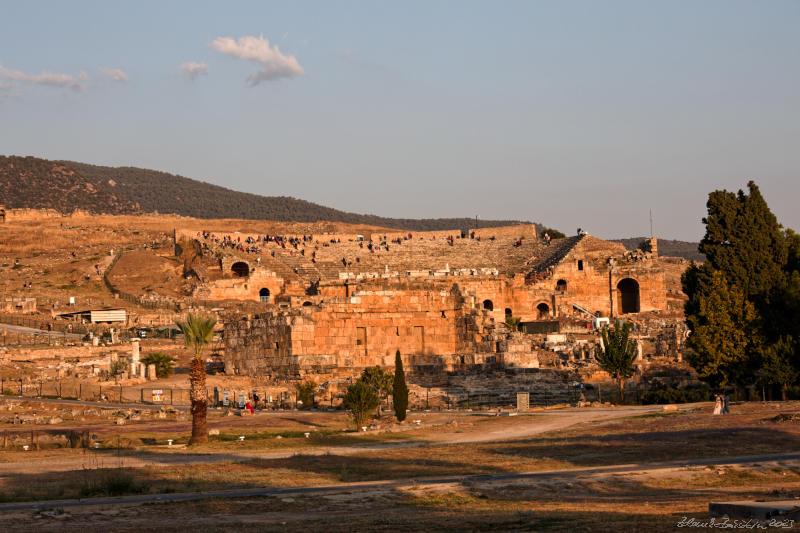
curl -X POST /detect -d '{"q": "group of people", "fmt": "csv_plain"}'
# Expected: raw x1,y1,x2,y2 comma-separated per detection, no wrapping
712,393,730,415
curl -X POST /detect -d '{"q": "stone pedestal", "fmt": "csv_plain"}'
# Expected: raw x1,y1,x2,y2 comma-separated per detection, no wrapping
147,363,157,380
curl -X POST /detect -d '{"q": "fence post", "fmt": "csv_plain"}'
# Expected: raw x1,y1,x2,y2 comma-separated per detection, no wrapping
79,383,82,400
140,388,143,403
1,378,4,395
426,388,429,410
119,385,123,403
170,389,173,405
58,382,62,398
19,380,22,395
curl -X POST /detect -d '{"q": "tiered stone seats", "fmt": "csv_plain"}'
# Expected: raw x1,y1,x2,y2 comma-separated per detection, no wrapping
203,231,586,285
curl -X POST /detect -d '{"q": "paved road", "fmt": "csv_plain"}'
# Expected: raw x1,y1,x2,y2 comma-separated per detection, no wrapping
0,322,83,339
2,451,799,512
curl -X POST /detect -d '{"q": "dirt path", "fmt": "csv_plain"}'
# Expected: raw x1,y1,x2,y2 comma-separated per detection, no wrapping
3,450,799,512
0,405,671,475
0,322,83,339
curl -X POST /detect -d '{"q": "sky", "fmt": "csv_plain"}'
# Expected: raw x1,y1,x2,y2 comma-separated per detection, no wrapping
1,1,799,241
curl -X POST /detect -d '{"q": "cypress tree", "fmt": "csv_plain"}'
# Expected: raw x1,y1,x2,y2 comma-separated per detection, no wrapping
684,181,800,394
393,350,408,422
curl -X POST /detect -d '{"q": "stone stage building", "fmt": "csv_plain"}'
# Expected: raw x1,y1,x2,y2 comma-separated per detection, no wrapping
175,225,679,390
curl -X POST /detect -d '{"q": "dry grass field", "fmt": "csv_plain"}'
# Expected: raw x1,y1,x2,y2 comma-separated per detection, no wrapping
1,400,800,531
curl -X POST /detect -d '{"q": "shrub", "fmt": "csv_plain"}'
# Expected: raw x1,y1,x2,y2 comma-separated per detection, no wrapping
141,352,176,378
359,366,393,416
109,359,128,378
343,380,379,427
79,470,148,497
294,379,317,409
640,383,712,405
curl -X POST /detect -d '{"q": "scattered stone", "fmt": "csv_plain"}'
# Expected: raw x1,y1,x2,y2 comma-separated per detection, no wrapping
770,413,800,423
208,428,220,436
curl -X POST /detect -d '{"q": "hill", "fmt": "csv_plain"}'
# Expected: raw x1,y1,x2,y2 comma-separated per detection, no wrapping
614,237,705,262
0,155,532,231
0,156,139,215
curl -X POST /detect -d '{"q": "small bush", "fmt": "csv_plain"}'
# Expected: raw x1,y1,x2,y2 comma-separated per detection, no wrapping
295,380,317,409
109,359,128,378
343,381,379,427
79,470,148,497
640,383,712,405
141,352,176,378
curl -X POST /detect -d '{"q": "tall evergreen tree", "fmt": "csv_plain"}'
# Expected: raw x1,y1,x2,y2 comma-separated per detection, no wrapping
684,181,799,394
699,181,787,301
684,271,760,388
393,350,408,422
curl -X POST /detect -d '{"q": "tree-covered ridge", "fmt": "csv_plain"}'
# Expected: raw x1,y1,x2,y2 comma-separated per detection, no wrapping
60,159,533,231
614,237,705,262
0,155,140,215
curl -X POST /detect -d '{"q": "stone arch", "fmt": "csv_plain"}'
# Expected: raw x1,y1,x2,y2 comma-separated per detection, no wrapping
617,278,640,314
482,299,494,311
556,279,567,293
302,301,312,307
536,302,550,319
259,287,270,303
232,261,250,277
504,307,512,318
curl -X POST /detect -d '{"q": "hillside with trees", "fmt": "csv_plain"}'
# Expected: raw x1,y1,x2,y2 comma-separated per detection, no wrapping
0,156,140,215
60,159,531,231
0,155,532,230
614,237,705,262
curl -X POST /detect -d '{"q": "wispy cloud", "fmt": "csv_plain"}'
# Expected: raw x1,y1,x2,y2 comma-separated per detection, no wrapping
179,61,208,80
210,34,304,85
0,64,85,91
100,67,129,82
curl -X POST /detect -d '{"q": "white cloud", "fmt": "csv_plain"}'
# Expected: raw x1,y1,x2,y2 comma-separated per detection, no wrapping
78,70,88,81
179,61,208,80
0,64,85,91
210,34,304,85
100,68,129,82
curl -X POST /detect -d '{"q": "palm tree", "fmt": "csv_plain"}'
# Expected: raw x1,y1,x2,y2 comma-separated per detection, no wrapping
176,313,217,444
594,319,637,403
505,317,521,332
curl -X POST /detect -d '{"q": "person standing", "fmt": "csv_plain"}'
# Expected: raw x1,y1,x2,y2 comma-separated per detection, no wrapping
712,394,722,415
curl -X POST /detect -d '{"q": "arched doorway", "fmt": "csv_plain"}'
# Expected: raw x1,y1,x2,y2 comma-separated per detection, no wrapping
536,302,550,319
617,278,640,314
232,261,250,277
259,288,270,303
556,279,567,293
504,308,512,318
483,299,494,311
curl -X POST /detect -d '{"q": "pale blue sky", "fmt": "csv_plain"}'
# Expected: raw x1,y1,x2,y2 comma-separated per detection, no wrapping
2,1,799,240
